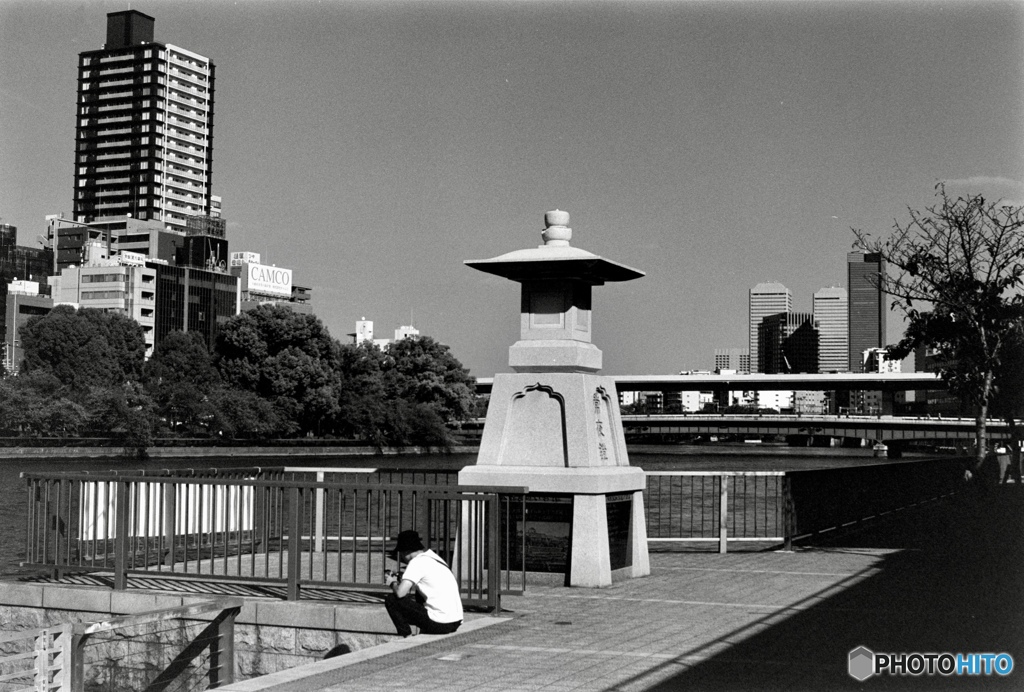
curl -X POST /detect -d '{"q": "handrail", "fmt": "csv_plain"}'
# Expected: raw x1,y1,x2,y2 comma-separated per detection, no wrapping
23,473,524,612
73,597,243,635
0,598,239,692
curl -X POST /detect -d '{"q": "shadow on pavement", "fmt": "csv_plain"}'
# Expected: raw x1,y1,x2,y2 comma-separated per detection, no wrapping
627,487,1023,691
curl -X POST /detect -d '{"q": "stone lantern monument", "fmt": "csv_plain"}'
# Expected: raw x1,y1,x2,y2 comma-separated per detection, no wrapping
459,210,650,587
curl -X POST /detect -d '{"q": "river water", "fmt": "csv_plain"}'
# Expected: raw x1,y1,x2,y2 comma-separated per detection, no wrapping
0,444,907,576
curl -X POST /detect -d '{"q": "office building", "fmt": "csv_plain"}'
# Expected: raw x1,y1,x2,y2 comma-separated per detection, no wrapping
50,255,157,356
813,286,848,373
757,312,818,374
394,325,420,341
152,263,239,349
859,347,903,414
847,252,886,372
3,280,53,373
1,223,54,355
714,348,750,374
748,282,791,374
72,10,215,241
755,390,794,412
231,252,311,316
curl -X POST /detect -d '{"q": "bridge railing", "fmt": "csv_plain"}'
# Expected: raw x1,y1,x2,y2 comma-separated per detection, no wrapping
645,472,787,552
646,458,967,552
21,472,524,612
784,457,966,542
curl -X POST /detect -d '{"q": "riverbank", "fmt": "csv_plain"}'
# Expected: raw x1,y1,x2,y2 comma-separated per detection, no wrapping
0,441,937,462
0,444,481,460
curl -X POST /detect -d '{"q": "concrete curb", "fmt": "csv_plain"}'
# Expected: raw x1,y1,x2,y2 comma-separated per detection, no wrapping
217,616,512,692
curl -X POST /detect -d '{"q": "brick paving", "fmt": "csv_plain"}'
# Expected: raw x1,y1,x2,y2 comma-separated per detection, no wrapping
225,487,1023,692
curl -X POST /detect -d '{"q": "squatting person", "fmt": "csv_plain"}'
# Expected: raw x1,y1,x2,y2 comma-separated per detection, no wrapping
384,530,463,637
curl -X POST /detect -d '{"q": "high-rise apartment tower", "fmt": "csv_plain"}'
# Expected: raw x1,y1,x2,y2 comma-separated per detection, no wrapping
73,11,215,237
748,282,792,374
847,252,886,371
813,286,848,373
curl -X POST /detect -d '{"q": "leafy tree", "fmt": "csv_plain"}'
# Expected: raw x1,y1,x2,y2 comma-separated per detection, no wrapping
84,383,155,457
335,341,391,447
144,330,220,435
20,305,145,391
215,305,342,436
991,320,1024,480
853,184,1024,469
382,336,475,423
334,338,474,449
0,372,88,437
208,387,285,441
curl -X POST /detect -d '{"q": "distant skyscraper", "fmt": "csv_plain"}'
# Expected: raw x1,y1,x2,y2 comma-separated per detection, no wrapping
757,312,818,374
847,252,886,371
813,286,848,373
73,10,215,237
714,348,750,373
748,282,791,374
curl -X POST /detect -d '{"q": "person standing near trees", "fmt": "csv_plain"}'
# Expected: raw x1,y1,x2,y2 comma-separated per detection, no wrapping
383,530,463,638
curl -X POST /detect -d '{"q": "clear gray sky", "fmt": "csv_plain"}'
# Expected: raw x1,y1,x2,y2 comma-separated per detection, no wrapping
2,0,1022,378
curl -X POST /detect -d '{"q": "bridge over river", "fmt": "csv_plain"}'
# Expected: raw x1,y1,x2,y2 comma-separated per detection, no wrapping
475,372,946,395
619,412,1010,445
470,372,1002,456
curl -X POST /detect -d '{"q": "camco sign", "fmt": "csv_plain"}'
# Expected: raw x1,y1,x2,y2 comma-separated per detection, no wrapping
246,262,292,298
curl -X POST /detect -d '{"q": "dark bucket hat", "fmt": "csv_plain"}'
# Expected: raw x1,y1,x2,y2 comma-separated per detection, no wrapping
387,530,425,560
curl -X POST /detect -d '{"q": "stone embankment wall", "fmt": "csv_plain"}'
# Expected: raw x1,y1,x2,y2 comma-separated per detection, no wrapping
0,583,397,690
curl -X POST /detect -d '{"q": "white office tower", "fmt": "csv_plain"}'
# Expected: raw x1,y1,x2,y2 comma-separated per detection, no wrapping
748,282,791,374
813,286,849,373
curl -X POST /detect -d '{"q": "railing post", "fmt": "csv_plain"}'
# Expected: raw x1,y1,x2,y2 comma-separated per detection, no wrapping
314,471,325,553
719,475,728,554
488,493,501,613
782,474,794,551
69,630,87,692
114,480,129,590
163,481,177,566
287,486,302,601
209,606,238,688
34,627,49,689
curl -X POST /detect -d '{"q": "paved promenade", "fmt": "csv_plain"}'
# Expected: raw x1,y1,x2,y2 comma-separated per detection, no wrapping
223,485,1023,692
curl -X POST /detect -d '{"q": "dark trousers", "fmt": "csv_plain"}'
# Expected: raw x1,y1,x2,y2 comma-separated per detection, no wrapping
384,593,461,637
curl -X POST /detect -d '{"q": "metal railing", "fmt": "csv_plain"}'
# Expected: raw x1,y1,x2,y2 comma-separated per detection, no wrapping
644,459,965,553
22,470,523,612
645,472,788,553
0,598,239,692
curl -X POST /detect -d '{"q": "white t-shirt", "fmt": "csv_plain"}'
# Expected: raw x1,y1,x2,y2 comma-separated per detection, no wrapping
401,549,464,624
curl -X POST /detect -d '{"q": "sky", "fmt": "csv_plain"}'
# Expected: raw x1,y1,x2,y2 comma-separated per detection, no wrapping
2,0,1022,379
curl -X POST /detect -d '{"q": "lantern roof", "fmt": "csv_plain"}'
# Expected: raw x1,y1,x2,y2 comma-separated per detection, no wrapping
464,210,644,284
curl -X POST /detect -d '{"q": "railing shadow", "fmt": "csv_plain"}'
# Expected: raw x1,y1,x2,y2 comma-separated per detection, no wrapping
620,488,1024,691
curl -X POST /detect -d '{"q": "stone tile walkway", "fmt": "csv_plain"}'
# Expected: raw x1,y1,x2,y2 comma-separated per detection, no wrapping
224,487,1023,691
